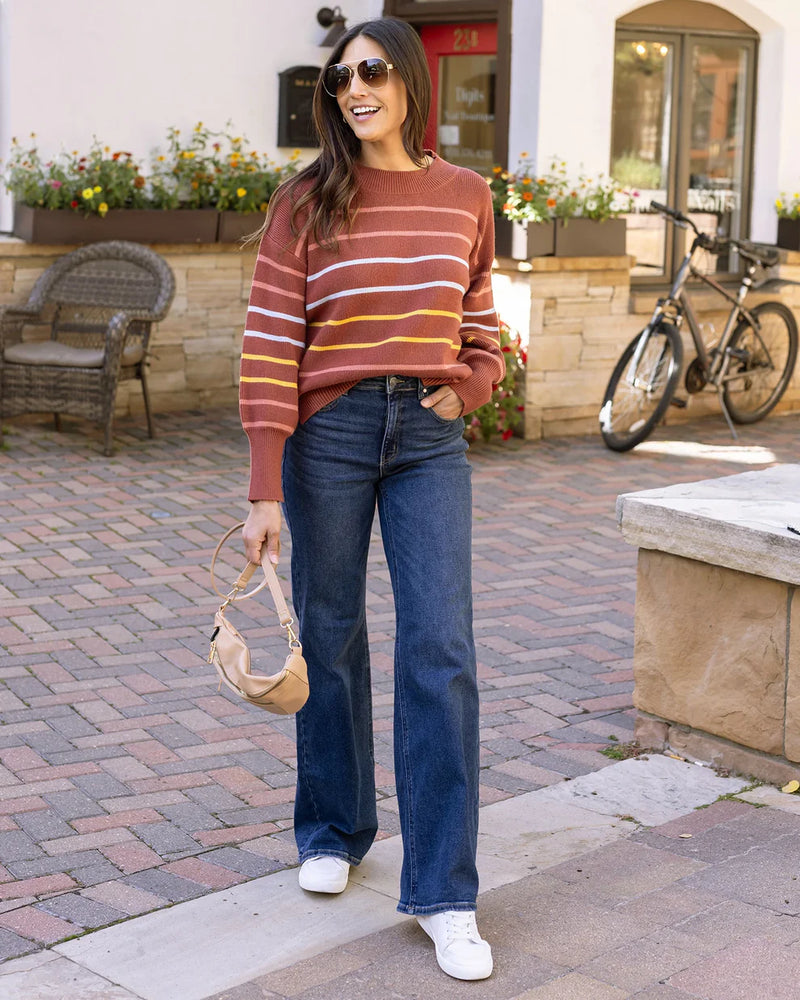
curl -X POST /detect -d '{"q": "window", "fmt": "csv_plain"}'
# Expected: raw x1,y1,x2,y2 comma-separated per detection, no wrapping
611,3,757,281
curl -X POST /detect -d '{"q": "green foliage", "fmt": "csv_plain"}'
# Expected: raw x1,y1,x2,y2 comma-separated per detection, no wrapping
776,192,800,220
465,320,526,443
4,124,300,215
611,152,662,190
487,155,637,225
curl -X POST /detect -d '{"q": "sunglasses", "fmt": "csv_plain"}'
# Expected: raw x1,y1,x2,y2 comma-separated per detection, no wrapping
322,57,395,98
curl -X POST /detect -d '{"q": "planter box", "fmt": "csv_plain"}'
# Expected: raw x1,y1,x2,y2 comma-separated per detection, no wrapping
554,217,626,257
494,217,554,260
13,205,219,244
217,211,264,243
777,218,800,252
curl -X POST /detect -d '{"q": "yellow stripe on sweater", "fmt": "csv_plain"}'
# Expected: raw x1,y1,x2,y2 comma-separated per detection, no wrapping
308,309,461,329
306,334,459,352
241,354,299,367
239,375,297,388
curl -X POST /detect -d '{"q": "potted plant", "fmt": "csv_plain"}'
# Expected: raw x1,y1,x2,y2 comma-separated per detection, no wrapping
464,320,526,443
488,158,555,260
545,160,631,257
3,125,300,245
212,133,300,242
775,192,800,251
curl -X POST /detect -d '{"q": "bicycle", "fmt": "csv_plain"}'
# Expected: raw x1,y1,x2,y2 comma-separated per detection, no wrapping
599,201,799,451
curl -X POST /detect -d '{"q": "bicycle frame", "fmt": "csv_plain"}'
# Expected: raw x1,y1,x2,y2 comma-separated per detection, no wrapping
638,236,760,388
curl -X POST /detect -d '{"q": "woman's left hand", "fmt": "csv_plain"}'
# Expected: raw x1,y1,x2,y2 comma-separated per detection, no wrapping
420,385,463,420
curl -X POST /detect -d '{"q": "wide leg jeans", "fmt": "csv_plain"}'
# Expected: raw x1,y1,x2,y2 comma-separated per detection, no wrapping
282,375,480,915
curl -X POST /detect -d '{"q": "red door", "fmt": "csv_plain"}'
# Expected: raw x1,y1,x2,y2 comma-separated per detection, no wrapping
420,22,498,172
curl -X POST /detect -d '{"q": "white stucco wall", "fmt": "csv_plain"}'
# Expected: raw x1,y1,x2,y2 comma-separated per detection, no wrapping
0,0,382,230
507,0,800,241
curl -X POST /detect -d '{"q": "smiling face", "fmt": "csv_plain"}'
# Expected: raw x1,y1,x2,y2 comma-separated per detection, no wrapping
335,35,410,167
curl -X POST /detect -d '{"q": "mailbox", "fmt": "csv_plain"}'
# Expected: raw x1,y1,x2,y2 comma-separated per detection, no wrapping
278,65,320,148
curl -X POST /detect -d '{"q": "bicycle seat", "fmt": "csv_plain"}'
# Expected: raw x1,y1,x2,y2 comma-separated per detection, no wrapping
734,239,780,267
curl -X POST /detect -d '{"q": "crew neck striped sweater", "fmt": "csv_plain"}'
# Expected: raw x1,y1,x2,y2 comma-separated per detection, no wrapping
239,154,504,501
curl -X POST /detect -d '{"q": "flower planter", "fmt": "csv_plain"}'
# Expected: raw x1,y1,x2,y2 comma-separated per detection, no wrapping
494,217,554,260
13,205,219,244
553,218,626,257
777,218,800,252
217,211,265,243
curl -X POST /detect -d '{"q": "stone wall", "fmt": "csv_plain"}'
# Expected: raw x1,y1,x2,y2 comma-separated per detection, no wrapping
492,249,800,440
0,237,256,420
2,236,799,439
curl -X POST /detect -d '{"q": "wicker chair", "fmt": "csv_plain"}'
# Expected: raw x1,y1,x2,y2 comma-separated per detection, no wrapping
0,240,175,455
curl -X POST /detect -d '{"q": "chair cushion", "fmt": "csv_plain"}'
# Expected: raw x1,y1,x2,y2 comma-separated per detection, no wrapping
3,340,144,368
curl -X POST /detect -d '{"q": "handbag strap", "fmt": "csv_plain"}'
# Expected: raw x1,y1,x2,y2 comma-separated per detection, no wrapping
210,522,295,631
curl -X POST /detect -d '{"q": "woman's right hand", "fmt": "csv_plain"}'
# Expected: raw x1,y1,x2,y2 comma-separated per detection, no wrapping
243,500,282,566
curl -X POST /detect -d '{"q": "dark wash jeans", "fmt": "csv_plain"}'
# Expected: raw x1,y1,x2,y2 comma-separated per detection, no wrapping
282,375,479,914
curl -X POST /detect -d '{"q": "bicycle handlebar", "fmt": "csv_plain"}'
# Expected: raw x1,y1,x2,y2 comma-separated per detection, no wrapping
649,200,780,266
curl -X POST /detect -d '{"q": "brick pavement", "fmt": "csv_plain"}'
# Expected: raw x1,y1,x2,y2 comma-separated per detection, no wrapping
0,408,798,962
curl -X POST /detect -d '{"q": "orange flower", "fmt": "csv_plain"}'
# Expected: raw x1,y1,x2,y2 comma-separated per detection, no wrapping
546,197,556,208
522,192,533,202
522,177,532,185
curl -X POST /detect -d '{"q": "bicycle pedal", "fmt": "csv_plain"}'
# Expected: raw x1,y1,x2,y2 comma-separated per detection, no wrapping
669,396,688,409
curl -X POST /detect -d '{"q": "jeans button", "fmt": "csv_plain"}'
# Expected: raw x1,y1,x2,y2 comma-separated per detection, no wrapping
389,376,401,389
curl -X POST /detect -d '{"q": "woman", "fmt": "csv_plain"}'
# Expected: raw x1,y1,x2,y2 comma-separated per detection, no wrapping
240,16,503,981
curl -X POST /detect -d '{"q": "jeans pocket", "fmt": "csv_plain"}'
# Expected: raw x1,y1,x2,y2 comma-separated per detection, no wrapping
423,403,463,426
315,393,344,415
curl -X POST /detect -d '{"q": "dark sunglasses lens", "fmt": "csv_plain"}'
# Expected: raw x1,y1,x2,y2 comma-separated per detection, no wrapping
359,59,389,87
324,65,351,96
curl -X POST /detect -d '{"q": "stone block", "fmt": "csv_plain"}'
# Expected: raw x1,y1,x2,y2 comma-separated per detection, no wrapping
554,298,612,319
633,550,787,755
533,335,582,372
186,356,236,391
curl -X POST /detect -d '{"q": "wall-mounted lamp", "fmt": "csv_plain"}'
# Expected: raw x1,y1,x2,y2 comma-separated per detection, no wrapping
317,6,347,47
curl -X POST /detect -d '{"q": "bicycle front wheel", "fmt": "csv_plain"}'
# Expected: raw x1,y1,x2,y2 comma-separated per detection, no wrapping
599,322,683,451
722,301,798,423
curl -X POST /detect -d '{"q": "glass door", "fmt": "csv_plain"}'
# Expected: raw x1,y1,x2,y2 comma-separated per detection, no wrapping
611,35,678,277
682,38,752,273
611,30,755,281
420,23,498,173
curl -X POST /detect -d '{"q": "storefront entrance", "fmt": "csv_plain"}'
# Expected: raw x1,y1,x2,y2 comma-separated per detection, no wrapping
420,22,498,172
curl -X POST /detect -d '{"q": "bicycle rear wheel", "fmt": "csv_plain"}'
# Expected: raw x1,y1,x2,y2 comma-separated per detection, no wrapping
599,322,683,451
722,301,798,423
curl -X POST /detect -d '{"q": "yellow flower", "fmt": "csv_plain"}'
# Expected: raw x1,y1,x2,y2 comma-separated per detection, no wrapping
259,201,268,212
291,149,301,159
103,146,110,153
157,155,166,162
236,187,247,197
182,151,195,159
522,177,532,185
93,185,102,193
82,188,94,199
520,150,529,158
776,199,784,210
194,121,203,131
98,202,109,216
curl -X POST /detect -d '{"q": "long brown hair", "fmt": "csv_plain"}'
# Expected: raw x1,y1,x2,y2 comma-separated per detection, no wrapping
258,17,431,249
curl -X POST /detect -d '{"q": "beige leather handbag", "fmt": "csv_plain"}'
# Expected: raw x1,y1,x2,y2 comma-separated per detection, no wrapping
207,523,309,714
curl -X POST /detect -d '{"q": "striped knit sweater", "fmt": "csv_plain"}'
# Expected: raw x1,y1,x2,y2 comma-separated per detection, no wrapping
239,154,504,501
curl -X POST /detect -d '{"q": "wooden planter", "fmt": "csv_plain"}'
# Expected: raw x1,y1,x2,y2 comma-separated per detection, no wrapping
777,218,800,252
553,218,626,257
217,211,265,243
13,205,219,244
494,217,555,260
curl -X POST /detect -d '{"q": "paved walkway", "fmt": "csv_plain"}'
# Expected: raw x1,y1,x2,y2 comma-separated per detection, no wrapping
0,408,798,981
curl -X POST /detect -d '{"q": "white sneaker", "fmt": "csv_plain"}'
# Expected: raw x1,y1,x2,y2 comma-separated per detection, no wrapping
298,855,350,893
417,910,493,980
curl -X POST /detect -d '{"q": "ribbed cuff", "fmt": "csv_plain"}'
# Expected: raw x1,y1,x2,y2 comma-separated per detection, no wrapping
246,427,289,502
451,361,496,416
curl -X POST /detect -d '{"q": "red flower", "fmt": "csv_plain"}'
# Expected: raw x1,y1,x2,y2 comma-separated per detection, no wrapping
502,429,513,440
502,345,512,353
70,200,79,208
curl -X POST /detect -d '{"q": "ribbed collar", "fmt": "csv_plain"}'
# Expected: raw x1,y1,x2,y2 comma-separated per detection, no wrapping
354,152,454,195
